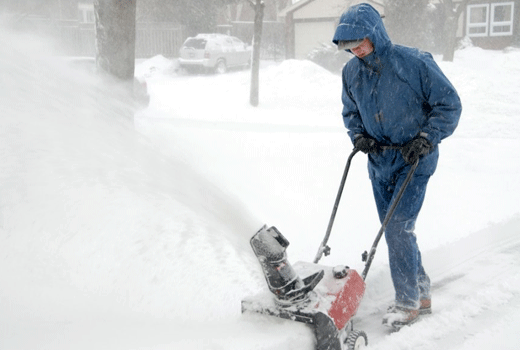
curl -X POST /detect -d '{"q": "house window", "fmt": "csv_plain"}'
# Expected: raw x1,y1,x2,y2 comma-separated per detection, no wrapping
467,2,514,37
78,3,95,23
467,4,489,37
490,2,514,36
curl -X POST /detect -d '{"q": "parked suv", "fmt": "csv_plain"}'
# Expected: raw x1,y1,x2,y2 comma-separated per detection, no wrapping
178,34,252,74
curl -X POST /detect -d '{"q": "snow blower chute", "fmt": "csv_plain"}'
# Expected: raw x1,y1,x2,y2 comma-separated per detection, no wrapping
241,149,420,350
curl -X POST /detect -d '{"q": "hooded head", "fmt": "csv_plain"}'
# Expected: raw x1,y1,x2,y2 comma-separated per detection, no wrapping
332,3,391,55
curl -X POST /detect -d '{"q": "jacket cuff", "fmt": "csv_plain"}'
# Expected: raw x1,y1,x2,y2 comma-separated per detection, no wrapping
419,132,435,146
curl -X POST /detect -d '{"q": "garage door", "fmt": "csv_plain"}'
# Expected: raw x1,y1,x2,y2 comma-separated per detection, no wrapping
294,20,336,59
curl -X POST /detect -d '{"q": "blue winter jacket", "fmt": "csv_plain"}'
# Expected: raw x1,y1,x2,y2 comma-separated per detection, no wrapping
333,4,462,179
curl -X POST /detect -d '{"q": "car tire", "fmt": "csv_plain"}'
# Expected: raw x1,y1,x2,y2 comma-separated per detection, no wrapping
215,59,227,74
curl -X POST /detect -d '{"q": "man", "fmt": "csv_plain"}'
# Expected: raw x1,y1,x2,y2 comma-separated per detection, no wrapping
332,3,462,328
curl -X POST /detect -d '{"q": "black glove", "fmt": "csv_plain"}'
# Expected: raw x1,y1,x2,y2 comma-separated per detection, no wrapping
401,136,432,164
354,135,379,154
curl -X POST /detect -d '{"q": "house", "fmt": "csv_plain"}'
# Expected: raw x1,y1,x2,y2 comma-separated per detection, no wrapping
278,0,384,59
462,0,519,49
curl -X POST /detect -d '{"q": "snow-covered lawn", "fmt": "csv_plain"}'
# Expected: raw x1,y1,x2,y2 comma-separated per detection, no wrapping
1,29,519,350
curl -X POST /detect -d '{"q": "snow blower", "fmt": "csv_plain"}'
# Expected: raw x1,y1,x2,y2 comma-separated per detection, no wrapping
241,148,419,350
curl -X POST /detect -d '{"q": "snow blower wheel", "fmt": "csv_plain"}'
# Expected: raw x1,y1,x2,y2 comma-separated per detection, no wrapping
345,330,367,350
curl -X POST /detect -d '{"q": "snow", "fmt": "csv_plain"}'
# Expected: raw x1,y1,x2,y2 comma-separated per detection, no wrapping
1,27,520,350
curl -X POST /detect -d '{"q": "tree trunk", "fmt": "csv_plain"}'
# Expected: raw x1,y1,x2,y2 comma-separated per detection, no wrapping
249,0,264,107
94,0,137,81
442,15,458,62
441,0,470,62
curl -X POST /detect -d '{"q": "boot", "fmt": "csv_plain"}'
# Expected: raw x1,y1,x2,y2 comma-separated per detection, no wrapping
419,298,431,315
382,306,419,328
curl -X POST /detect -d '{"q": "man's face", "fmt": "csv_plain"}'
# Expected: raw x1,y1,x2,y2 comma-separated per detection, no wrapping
351,38,374,58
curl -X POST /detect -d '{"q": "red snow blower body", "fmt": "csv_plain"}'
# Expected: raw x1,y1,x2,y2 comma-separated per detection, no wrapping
241,226,366,350
241,150,420,350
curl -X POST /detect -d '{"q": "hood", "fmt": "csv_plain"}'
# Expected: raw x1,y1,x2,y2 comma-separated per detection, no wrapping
332,3,391,55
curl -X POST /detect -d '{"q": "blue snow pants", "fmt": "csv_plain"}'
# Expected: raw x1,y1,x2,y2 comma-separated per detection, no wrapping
370,167,431,310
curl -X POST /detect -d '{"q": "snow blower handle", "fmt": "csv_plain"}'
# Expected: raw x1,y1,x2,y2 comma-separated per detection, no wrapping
313,148,360,264
361,158,420,280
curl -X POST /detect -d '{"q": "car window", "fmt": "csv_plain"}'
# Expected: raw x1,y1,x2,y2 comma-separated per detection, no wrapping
236,38,247,48
232,37,244,45
206,41,222,50
183,38,207,49
222,38,234,47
